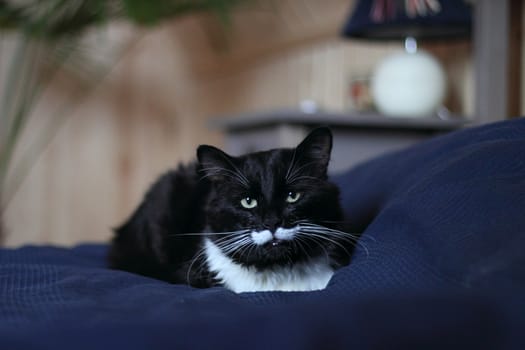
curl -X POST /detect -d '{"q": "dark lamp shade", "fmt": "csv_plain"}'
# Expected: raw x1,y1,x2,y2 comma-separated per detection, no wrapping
342,0,472,41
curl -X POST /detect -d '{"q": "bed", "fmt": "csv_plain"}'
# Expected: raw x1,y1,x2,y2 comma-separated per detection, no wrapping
1,117,524,349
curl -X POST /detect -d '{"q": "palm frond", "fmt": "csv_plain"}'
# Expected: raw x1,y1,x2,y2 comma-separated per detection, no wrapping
0,0,249,239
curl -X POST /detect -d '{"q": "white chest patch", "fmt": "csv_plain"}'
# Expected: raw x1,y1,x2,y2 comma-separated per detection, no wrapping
203,238,334,293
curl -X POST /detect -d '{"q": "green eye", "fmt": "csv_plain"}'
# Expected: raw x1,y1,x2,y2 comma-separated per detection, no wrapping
286,191,301,203
240,197,258,209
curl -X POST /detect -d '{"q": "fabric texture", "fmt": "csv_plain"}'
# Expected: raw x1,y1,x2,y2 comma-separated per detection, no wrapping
1,118,525,349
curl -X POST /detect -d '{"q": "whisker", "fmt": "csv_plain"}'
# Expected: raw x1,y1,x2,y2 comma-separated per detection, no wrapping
297,230,352,257
299,229,360,248
298,224,371,258
199,156,251,187
216,237,252,255
290,221,369,252
186,245,208,285
185,233,252,284
286,160,322,184
298,223,361,239
317,219,355,225
290,219,312,226
198,166,250,188
296,235,330,261
293,236,314,262
215,235,251,250
237,240,255,259
199,162,250,183
286,175,323,184
284,148,298,182
183,229,248,273
219,157,251,186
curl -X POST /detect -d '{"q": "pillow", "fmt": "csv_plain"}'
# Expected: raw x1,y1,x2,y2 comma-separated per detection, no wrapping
331,117,525,294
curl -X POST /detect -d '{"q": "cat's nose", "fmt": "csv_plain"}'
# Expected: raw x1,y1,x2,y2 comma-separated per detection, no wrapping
263,216,283,233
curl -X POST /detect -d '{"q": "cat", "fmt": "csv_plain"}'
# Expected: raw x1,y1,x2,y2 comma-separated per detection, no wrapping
108,127,357,293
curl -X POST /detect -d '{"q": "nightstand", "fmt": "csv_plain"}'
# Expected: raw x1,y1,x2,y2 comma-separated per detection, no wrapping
213,109,467,173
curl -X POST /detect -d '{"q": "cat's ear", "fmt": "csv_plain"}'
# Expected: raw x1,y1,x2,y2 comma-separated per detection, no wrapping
197,145,236,181
294,127,333,176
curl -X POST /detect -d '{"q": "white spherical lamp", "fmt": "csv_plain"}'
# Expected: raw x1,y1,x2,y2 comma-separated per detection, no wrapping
371,48,446,118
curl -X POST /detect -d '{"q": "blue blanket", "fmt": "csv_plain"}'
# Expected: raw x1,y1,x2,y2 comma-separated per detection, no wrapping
1,118,525,349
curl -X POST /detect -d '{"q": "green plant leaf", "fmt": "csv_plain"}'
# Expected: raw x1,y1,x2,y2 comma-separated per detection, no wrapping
123,0,166,25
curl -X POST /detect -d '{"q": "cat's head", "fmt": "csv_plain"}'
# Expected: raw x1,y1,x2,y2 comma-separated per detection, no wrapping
197,127,344,269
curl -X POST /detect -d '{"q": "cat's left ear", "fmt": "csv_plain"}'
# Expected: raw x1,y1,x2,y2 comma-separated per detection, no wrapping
294,127,333,176
197,145,236,181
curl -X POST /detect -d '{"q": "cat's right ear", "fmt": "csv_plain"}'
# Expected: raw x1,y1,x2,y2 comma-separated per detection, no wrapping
197,145,235,181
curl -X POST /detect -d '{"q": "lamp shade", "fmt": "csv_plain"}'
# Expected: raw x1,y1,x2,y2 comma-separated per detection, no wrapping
341,0,472,41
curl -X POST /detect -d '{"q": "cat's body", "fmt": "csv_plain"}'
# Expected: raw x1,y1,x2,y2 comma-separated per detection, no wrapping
109,128,356,292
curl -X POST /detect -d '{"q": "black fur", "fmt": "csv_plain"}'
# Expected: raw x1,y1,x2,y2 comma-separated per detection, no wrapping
108,127,353,288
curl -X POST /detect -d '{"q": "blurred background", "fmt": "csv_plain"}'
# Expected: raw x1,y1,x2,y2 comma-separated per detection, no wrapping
0,0,521,247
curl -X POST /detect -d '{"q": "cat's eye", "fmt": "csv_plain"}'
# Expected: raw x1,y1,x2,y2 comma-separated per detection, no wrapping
240,197,258,209
286,191,301,203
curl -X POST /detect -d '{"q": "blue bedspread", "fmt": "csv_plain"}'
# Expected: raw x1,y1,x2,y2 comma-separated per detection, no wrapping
1,118,525,349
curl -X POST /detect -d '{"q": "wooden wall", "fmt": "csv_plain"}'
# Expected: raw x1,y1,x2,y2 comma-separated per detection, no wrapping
2,0,473,246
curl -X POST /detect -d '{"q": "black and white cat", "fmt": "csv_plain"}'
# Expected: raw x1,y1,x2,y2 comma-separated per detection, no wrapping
109,127,357,293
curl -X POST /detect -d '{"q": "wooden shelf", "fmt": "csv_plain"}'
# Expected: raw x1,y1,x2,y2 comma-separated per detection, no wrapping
212,108,469,132
212,109,469,173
